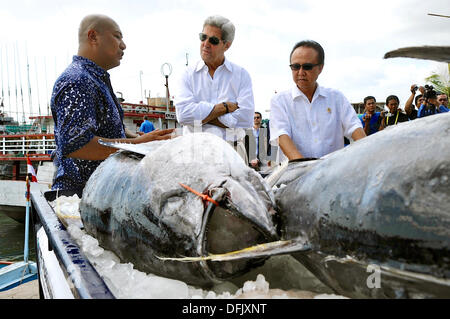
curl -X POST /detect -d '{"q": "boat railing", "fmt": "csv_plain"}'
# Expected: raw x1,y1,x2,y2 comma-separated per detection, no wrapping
1,136,56,155
121,102,176,114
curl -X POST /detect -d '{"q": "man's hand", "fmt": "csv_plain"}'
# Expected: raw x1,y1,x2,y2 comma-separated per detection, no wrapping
351,127,366,141
68,128,176,161
250,158,260,168
202,102,239,126
419,86,425,95
134,128,175,143
125,127,139,138
224,102,239,113
279,134,303,161
363,113,372,122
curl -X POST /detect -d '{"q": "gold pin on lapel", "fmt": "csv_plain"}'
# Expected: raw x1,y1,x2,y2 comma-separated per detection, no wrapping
327,107,332,113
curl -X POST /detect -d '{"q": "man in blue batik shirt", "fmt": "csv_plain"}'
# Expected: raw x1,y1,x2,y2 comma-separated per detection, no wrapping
51,14,173,192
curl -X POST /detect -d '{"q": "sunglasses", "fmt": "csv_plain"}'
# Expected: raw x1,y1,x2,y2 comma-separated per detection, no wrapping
289,63,320,71
199,33,222,45
254,116,261,119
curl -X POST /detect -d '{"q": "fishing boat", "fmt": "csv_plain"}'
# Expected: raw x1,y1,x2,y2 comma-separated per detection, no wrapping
0,107,55,222
0,174,38,292
0,96,182,223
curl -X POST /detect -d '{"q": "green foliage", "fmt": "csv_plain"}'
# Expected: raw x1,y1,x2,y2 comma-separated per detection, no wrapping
425,63,450,96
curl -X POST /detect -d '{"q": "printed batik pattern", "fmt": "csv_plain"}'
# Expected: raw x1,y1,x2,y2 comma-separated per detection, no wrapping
50,56,126,191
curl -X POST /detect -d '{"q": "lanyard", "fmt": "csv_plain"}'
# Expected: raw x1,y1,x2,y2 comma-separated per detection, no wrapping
386,111,399,126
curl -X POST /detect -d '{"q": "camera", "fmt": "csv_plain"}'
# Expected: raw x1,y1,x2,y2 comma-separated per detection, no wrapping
412,85,418,93
423,85,437,112
382,110,392,117
423,85,437,100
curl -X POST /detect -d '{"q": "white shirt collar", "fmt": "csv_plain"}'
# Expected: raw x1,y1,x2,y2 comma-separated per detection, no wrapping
290,83,327,101
195,58,233,73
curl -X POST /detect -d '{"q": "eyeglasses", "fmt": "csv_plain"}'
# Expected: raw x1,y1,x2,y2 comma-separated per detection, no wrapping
199,33,222,45
254,116,261,119
289,63,321,71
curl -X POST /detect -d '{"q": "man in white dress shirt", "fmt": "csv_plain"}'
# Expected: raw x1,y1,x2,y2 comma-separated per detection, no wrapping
175,15,254,164
269,40,366,161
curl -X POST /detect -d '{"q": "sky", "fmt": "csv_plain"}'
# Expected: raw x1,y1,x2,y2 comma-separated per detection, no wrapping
0,0,449,123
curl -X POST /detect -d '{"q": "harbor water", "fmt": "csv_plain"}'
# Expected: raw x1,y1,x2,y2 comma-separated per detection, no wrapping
0,211,36,262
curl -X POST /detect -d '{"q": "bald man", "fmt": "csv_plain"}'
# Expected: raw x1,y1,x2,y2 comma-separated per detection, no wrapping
50,14,173,192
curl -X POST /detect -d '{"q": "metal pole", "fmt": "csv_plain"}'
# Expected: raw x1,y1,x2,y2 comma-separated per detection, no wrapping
165,75,169,113
13,43,19,122
0,45,4,106
160,63,172,113
27,53,33,119
34,56,41,117
6,45,11,116
44,57,50,116
24,173,31,263
139,71,143,103
16,43,26,124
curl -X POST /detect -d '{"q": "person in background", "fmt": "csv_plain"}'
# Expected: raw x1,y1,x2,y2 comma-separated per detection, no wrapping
404,84,423,120
139,115,155,134
417,87,449,118
250,111,262,170
360,96,381,135
438,92,448,108
51,14,173,192
175,15,254,164
378,95,409,130
269,40,365,161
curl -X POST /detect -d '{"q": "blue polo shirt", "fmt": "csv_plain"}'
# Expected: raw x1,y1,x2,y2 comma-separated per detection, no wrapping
360,112,381,135
139,120,155,133
50,56,126,191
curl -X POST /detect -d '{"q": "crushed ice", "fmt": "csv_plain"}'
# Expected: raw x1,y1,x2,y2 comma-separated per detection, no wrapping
50,195,346,299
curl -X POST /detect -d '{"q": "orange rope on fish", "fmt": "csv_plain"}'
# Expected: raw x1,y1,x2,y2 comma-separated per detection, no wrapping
179,183,219,206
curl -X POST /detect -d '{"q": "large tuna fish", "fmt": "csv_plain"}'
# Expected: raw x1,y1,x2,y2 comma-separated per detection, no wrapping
273,112,450,298
79,133,284,287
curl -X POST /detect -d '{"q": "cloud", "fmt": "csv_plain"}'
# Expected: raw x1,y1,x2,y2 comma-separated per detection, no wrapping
0,0,448,121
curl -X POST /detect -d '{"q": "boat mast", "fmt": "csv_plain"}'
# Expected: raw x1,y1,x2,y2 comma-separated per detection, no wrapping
15,43,26,124
34,56,42,117
44,57,50,116
5,45,11,116
13,43,19,123
26,46,34,120
0,45,4,108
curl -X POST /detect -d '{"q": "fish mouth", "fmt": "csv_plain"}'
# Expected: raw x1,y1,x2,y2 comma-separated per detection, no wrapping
197,187,278,281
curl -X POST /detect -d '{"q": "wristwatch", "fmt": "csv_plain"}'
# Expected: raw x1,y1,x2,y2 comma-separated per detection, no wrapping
223,102,229,113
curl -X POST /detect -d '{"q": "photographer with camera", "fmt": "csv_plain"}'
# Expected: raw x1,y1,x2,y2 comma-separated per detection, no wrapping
360,96,382,135
404,84,424,120
417,85,449,118
378,95,409,131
